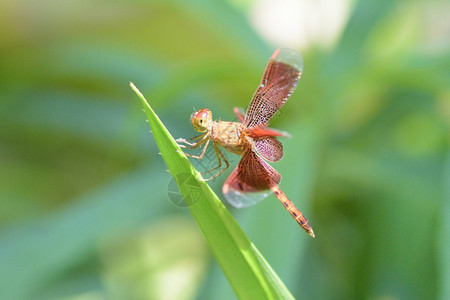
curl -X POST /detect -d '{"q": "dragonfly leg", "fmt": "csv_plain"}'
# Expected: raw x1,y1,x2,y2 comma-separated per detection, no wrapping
176,133,207,148
182,139,210,159
202,144,223,175
185,133,205,141
203,143,230,181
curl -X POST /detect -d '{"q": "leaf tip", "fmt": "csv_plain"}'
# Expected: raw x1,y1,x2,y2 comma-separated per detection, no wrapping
130,82,143,98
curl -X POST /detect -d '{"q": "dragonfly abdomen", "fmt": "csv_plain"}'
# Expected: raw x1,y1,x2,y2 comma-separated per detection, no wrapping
270,185,315,238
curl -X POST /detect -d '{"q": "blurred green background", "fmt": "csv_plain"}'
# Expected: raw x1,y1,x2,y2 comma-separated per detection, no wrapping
0,0,448,299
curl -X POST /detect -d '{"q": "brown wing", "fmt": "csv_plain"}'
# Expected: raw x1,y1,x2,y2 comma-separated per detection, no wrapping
254,137,283,162
244,48,303,129
222,149,281,208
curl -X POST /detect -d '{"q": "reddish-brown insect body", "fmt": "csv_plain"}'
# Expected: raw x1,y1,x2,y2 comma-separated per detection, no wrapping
177,48,314,237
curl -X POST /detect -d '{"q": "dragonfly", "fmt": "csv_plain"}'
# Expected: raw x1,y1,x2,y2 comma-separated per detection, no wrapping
177,48,314,237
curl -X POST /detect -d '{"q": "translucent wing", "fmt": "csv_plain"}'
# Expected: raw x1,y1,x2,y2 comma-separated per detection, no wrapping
222,167,270,208
244,48,303,129
222,149,281,208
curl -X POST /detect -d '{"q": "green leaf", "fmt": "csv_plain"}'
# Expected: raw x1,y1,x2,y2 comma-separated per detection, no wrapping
130,82,294,300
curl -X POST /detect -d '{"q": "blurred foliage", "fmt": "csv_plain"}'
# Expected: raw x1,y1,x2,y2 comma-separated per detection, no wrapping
0,0,448,299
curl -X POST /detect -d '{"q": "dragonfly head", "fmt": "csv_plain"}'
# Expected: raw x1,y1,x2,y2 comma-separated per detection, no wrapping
191,108,212,132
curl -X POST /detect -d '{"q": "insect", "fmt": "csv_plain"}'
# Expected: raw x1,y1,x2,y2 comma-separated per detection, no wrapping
177,48,314,237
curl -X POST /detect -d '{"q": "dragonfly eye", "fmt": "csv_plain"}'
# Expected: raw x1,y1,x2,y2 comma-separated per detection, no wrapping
191,108,212,132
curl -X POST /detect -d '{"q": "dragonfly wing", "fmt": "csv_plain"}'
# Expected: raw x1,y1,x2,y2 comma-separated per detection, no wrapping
225,190,271,209
222,149,281,208
245,125,291,139
223,167,271,208
244,48,302,129
233,107,246,122
254,137,283,162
